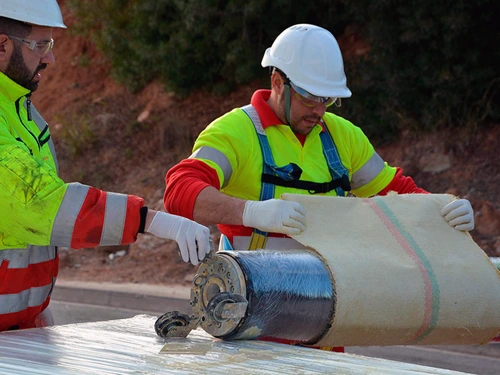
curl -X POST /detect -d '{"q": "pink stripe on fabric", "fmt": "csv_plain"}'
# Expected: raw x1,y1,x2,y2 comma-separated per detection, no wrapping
365,199,433,342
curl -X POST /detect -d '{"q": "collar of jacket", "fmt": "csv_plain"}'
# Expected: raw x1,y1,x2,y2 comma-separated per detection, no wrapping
250,89,327,134
0,71,30,103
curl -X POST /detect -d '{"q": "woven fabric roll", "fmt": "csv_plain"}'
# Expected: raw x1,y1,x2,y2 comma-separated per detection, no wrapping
283,193,500,346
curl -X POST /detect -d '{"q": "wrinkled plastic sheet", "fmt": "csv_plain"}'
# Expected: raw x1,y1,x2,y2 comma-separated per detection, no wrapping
0,315,473,375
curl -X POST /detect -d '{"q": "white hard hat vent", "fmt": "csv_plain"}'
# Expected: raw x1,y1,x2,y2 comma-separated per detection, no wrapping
0,0,66,28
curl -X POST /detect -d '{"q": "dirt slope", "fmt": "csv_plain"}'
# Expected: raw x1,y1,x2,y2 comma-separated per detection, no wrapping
31,3,500,286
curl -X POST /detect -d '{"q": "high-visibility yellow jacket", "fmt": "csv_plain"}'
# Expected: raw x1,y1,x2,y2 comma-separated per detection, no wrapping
0,72,145,331
165,90,426,247
193,104,394,200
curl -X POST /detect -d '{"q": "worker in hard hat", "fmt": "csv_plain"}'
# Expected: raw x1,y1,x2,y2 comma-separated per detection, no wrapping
163,24,475,349
0,1,211,332
165,23,474,250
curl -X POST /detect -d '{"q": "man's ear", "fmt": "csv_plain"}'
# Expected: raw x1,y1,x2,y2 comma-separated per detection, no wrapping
271,71,283,94
0,34,12,64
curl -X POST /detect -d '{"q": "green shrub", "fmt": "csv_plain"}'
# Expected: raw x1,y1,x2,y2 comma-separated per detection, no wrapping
66,0,348,94
66,0,499,139
67,0,181,92
335,0,500,140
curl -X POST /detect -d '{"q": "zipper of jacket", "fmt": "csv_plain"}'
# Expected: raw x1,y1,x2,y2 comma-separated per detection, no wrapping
25,93,51,147
15,94,40,152
26,94,32,121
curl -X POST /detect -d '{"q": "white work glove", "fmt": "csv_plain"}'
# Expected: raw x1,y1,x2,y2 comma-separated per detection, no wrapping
146,212,211,266
440,199,474,232
243,199,306,235
35,307,55,328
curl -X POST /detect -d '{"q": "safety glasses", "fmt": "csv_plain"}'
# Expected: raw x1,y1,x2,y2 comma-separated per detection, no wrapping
289,80,337,108
8,35,54,57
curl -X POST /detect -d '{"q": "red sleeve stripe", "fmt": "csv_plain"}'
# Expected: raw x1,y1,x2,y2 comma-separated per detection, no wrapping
70,187,106,248
121,195,144,245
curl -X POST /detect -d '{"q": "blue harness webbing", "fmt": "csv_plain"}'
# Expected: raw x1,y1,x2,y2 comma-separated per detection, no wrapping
220,105,350,250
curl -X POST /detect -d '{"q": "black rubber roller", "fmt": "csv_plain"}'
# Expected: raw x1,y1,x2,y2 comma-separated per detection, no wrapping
154,311,191,338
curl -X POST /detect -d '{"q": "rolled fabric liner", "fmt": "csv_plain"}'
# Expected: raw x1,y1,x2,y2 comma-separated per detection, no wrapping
281,193,500,346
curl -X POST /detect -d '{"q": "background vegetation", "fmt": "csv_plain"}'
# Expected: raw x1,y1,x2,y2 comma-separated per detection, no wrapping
67,0,499,141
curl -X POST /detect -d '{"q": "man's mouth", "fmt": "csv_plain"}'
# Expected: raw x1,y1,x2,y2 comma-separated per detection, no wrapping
33,68,44,81
303,117,319,125
33,65,47,79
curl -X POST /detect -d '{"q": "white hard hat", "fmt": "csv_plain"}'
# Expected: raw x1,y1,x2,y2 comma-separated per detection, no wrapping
262,24,351,98
0,0,66,28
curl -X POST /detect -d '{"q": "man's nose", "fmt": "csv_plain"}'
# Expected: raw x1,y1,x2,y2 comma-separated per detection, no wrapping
41,50,55,64
312,102,327,117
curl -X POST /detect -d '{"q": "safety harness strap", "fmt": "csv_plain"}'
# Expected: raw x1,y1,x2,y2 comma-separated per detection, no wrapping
319,120,351,197
239,105,350,250
241,105,274,249
262,172,351,194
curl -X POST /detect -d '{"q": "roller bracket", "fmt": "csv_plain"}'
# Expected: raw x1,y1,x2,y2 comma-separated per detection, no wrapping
154,252,248,339
154,311,199,338
207,292,248,322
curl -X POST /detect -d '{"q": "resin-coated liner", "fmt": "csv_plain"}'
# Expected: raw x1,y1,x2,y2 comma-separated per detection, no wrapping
220,249,334,343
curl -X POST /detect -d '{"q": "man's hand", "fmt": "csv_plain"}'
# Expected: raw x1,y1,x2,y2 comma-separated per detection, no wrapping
441,198,474,232
146,212,211,265
243,199,306,235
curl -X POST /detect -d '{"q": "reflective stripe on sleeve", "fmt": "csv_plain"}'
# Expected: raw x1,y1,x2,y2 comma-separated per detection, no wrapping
0,282,53,314
100,192,127,246
190,146,233,189
350,152,385,190
51,182,89,247
0,246,56,268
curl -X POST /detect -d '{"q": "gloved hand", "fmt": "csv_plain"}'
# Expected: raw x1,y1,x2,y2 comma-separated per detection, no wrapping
243,199,306,235
35,307,55,327
440,198,474,232
146,212,211,265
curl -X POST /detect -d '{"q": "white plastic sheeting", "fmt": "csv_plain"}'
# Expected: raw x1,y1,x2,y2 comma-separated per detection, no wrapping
0,315,473,375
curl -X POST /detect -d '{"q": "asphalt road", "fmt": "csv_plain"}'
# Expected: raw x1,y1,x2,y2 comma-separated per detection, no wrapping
50,298,500,375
